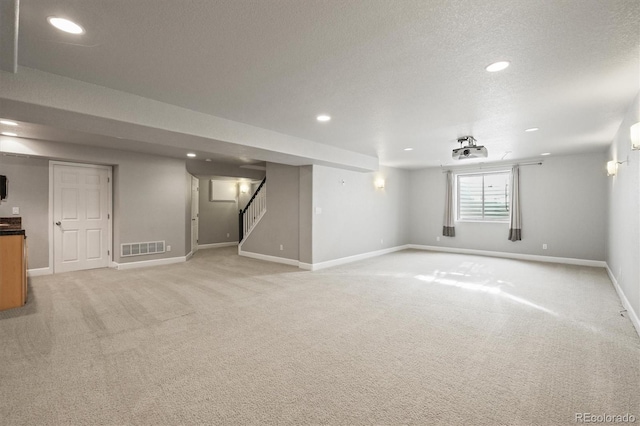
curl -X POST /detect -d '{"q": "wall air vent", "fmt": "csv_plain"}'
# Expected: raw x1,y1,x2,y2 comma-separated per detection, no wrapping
121,241,165,257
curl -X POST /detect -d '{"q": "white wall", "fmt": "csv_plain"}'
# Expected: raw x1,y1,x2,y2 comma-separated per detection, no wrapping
0,138,189,267
607,92,639,323
312,165,410,263
409,152,608,261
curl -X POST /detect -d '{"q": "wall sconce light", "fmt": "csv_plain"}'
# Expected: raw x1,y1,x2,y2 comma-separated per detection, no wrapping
239,183,249,194
375,178,385,189
607,158,628,176
631,122,640,150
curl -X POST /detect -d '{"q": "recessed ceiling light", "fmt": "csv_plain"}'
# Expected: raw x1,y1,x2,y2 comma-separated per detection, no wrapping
485,61,510,72
1,132,17,137
540,152,551,156
525,127,539,132
187,153,196,158
316,115,331,122
205,158,212,162
404,148,414,151
0,120,18,126
47,16,85,35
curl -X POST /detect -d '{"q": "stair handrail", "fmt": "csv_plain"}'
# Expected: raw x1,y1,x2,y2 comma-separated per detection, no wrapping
241,177,266,215
239,177,266,242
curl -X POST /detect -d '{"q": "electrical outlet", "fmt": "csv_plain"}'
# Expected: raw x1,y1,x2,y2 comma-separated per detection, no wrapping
279,244,283,251
542,244,547,250
167,245,171,252
226,233,230,238
380,239,384,245
436,236,440,242
12,207,19,215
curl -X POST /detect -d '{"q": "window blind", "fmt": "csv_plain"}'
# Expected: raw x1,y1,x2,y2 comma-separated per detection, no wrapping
457,172,510,221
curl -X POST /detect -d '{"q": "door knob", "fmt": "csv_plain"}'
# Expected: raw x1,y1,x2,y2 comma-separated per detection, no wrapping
55,221,61,226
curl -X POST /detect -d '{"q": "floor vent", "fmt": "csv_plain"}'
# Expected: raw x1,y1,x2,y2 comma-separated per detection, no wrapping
121,241,165,257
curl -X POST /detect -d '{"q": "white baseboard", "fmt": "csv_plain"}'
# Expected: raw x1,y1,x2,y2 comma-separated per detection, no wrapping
238,243,608,275
199,241,238,250
186,250,194,261
112,256,186,271
606,264,640,337
27,267,52,277
238,249,299,267
302,245,409,271
407,245,607,268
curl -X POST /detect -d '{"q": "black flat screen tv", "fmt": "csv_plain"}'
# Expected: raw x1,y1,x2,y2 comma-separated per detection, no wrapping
0,175,7,200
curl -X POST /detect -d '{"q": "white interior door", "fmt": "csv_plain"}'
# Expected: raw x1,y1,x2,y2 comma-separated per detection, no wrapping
191,176,199,253
53,163,111,273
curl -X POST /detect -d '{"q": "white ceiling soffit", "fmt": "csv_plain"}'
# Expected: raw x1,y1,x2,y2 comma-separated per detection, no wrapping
0,69,378,171
3,0,640,169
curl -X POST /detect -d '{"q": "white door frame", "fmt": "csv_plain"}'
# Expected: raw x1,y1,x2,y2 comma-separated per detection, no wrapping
49,161,113,274
191,175,199,255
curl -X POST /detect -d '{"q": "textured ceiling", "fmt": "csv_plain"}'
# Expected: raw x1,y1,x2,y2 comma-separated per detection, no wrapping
0,119,265,165
7,0,640,168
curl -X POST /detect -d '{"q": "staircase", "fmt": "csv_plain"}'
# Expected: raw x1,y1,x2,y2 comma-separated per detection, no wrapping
238,177,266,244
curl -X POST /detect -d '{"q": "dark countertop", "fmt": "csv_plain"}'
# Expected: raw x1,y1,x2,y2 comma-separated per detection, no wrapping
0,229,25,236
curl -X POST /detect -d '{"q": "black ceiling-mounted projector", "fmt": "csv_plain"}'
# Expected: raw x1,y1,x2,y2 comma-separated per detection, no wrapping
452,136,488,160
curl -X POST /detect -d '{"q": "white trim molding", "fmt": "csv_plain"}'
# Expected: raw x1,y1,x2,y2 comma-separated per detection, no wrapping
238,249,299,267
238,243,609,275
112,256,186,271
301,246,409,271
406,245,607,268
606,264,640,337
27,267,53,277
199,241,238,250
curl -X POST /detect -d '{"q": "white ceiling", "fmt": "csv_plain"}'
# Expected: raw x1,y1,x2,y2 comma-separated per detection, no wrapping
3,0,640,169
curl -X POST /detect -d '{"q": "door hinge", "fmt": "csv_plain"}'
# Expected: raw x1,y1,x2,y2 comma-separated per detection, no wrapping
108,213,110,219
107,250,110,256
108,177,110,183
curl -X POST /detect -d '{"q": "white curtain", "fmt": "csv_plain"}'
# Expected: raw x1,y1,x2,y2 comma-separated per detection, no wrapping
508,165,522,241
443,171,455,237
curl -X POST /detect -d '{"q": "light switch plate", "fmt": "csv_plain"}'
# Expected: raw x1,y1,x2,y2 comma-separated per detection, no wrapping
12,207,19,215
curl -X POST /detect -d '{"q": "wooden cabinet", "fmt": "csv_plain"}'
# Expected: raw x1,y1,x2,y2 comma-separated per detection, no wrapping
0,233,27,311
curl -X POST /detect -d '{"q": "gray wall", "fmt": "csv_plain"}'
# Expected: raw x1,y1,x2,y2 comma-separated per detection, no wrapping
312,165,410,263
607,92,639,319
240,163,300,260
194,162,266,246
409,152,608,261
198,178,240,245
0,155,49,269
0,138,189,267
298,166,313,264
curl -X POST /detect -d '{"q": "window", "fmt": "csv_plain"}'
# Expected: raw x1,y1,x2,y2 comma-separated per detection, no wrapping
457,171,510,221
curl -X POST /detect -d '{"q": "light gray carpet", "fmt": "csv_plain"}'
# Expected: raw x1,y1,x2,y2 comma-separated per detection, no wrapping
0,247,638,425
